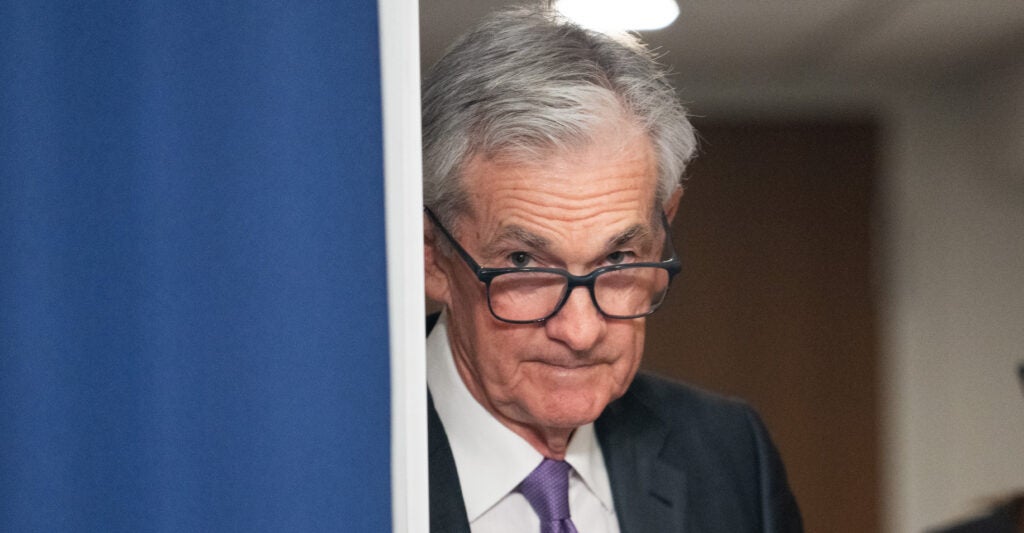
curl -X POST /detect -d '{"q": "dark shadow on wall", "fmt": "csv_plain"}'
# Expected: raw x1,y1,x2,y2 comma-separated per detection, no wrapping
644,118,883,533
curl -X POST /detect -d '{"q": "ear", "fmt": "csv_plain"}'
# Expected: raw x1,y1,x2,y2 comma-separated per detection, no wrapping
424,213,452,306
663,185,684,223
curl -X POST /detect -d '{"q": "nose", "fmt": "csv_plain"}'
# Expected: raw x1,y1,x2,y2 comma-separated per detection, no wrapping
543,286,606,352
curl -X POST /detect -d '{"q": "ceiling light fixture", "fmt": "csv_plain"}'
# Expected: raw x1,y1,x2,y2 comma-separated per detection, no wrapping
554,0,680,32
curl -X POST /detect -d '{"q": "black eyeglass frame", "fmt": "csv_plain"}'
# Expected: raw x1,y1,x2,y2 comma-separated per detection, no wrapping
424,206,682,324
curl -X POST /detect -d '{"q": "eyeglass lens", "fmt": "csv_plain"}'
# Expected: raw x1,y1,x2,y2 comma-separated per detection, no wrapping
488,266,670,322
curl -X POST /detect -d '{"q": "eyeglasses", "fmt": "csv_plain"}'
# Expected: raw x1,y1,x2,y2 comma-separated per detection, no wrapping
425,206,681,324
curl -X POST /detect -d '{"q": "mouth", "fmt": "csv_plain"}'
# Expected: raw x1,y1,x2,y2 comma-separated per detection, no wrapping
529,358,605,370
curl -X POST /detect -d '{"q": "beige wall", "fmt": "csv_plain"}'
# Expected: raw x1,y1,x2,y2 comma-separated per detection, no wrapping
880,61,1024,532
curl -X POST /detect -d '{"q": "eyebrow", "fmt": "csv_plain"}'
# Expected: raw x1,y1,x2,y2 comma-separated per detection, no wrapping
609,224,653,250
480,225,551,257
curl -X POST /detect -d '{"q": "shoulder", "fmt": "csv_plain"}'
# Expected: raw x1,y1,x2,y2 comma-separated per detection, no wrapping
623,372,761,435
625,371,746,412
598,374,798,531
604,372,782,482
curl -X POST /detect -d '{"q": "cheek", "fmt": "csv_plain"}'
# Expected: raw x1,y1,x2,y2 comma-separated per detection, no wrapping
446,269,487,321
610,323,646,384
449,287,528,385
474,323,534,374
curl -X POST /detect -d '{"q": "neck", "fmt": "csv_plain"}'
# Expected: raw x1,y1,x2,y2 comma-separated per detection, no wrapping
504,417,575,460
449,345,578,460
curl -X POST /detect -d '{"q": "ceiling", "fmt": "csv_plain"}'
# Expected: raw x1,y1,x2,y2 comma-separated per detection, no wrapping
420,0,1024,89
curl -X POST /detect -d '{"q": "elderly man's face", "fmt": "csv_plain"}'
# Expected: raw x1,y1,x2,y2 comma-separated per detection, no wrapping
426,128,677,447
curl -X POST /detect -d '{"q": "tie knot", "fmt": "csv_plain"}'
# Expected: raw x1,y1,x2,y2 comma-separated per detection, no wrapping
519,458,573,522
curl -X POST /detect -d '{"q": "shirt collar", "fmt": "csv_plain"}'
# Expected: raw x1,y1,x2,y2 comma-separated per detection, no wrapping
565,420,616,513
426,312,616,519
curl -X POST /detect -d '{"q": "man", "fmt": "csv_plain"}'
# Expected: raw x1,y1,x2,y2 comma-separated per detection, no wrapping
422,7,802,532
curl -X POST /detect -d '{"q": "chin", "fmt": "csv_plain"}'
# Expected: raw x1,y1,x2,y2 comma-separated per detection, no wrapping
529,390,610,429
515,366,635,429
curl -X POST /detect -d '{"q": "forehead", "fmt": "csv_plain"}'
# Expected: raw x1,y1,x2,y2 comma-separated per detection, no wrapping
460,131,659,243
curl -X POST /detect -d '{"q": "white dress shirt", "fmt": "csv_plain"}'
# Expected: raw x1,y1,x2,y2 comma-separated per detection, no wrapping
427,312,621,533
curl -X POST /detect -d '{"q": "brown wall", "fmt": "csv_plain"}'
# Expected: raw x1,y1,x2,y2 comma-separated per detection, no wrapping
643,119,882,533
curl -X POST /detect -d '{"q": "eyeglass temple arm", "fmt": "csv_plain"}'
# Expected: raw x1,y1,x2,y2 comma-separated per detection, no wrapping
423,206,484,272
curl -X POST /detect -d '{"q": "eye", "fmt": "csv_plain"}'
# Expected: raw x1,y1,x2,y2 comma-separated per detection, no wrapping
508,251,533,268
606,251,635,265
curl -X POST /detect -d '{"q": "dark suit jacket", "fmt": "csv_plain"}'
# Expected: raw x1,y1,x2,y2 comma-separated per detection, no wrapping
928,497,1024,533
427,317,803,532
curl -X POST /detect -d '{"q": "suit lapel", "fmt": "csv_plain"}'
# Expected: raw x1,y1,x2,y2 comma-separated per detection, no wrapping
428,394,471,533
596,391,688,533
425,315,471,532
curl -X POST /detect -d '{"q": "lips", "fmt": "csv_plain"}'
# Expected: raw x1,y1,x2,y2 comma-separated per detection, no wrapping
528,357,606,370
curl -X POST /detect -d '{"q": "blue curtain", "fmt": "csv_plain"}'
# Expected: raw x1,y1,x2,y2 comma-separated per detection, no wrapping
0,2,391,531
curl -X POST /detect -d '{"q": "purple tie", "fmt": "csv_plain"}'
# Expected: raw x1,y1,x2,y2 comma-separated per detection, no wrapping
518,459,579,533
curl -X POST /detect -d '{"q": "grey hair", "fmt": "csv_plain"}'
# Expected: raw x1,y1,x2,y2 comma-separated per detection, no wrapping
422,6,697,230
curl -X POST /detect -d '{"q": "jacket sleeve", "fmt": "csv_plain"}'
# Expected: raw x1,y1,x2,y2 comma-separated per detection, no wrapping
745,407,804,532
